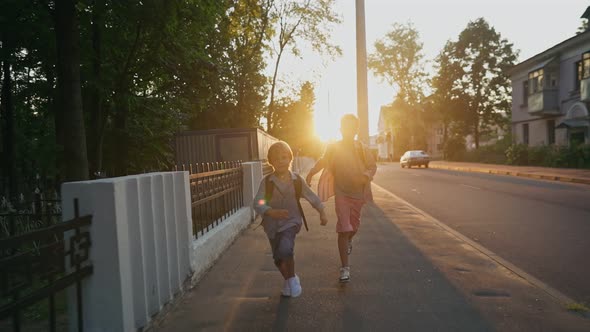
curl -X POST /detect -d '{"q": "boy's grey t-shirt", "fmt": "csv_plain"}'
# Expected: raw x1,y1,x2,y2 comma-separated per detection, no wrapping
253,171,324,239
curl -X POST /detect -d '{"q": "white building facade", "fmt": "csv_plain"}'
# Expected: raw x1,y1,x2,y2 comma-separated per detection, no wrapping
376,106,394,160
510,26,590,147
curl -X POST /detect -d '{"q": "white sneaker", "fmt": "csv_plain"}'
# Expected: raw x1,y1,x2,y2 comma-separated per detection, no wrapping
288,276,302,297
281,275,300,297
281,279,291,296
339,266,350,283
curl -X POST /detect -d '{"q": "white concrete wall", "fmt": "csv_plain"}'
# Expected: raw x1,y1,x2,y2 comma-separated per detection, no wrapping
61,162,264,332
189,207,252,283
62,172,192,332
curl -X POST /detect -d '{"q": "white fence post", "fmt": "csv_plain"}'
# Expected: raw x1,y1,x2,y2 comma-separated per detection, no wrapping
241,161,263,220
61,171,192,332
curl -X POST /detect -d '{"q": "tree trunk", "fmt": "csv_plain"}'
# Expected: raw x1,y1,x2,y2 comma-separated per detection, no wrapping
54,0,89,181
88,0,105,177
474,118,480,149
474,84,481,150
442,121,448,160
1,39,17,197
112,91,130,176
267,50,283,133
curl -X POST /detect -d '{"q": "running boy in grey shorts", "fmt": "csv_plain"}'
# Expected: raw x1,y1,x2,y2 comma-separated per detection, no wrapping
254,141,328,297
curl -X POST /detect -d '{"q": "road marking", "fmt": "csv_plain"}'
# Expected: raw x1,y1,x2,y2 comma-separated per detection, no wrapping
461,184,481,190
411,188,421,194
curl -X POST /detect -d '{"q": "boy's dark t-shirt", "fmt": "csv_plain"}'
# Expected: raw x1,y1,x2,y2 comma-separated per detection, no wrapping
324,140,376,201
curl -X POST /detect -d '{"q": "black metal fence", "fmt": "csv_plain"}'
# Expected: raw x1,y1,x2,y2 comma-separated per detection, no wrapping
176,162,243,238
0,199,92,332
1,193,61,239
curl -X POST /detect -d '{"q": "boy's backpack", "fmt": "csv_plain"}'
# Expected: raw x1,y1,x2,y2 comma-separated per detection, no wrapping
264,174,309,231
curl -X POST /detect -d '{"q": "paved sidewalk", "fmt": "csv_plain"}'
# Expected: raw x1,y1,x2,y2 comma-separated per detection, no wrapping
151,180,590,331
429,161,590,185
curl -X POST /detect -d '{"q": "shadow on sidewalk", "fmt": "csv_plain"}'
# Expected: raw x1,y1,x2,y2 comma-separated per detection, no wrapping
153,194,493,332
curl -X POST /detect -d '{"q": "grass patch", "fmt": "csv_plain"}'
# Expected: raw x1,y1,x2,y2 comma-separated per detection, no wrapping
566,302,590,314
23,290,68,321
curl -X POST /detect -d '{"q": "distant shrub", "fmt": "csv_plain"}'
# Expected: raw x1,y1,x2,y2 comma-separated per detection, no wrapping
443,136,466,161
502,144,590,169
505,144,528,165
463,136,511,164
443,134,590,169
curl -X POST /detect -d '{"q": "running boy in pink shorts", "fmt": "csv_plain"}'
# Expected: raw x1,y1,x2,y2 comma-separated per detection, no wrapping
306,114,377,282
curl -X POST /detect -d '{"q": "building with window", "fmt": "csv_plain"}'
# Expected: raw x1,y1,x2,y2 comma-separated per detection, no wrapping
509,9,590,147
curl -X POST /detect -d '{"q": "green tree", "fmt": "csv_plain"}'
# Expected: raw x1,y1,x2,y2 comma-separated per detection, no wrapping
368,22,428,154
273,81,315,152
577,17,588,34
0,0,283,187
431,41,470,156
436,18,517,149
80,0,228,174
205,0,273,129
368,22,427,106
266,0,341,133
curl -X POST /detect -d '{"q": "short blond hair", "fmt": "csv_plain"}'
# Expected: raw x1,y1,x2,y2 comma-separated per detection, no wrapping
267,141,293,164
341,113,359,128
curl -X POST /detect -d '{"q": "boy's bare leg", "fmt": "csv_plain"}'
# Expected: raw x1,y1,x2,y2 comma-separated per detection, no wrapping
338,232,351,267
278,258,295,279
287,258,295,278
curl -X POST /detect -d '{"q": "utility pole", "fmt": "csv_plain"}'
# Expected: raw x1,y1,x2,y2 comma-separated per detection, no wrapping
355,0,369,143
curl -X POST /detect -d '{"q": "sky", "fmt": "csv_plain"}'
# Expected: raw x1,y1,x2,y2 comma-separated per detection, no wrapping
275,0,588,140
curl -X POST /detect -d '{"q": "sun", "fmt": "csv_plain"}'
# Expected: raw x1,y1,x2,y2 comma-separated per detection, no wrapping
314,109,340,141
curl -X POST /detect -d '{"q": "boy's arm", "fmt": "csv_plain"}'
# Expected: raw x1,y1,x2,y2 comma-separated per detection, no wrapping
300,176,328,226
363,145,377,181
305,158,326,185
306,144,333,185
300,176,325,212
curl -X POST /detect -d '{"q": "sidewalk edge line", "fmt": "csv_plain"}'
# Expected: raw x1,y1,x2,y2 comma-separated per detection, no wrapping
372,183,576,306
430,164,590,186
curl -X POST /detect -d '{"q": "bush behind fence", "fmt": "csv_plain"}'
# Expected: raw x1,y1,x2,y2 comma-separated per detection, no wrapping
0,192,61,238
447,140,590,169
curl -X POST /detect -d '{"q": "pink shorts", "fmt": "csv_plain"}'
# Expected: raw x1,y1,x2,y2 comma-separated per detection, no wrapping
335,195,365,233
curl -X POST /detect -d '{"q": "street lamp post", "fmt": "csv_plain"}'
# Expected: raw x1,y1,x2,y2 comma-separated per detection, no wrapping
355,0,369,144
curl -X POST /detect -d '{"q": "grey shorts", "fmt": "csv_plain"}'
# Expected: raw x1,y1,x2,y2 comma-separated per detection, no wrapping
268,226,299,265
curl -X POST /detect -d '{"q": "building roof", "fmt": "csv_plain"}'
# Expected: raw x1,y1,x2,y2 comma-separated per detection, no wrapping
508,30,590,76
528,56,557,72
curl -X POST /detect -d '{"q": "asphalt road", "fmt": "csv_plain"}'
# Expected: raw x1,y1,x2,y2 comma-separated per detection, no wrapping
373,162,590,305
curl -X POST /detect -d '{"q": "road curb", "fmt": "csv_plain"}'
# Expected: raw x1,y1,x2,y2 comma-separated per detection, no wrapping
372,182,577,307
429,164,590,186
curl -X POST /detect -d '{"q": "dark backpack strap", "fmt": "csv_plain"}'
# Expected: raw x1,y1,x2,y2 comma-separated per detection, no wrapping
264,174,274,203
264,174,308,232
293,175,309,231
355,140,367,166
256,175,274,228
